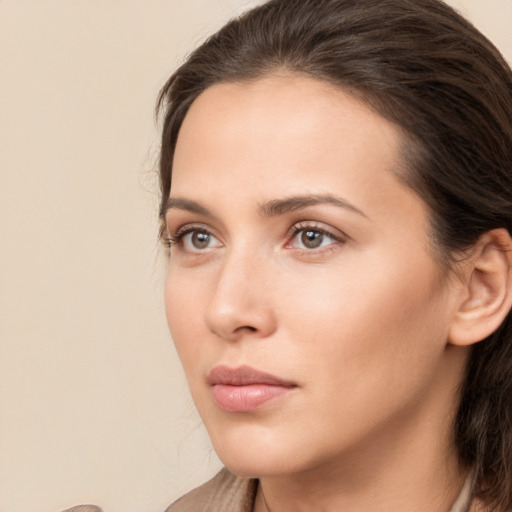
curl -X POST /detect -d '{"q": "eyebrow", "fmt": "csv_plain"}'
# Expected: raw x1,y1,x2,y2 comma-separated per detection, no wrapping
164,197,213,217
164,194,368,219
259,194,368,218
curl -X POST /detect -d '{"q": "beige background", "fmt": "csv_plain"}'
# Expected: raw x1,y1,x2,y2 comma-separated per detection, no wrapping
1,1,511,512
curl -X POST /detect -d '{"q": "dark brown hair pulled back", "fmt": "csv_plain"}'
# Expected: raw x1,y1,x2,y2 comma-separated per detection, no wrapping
157,1,512,508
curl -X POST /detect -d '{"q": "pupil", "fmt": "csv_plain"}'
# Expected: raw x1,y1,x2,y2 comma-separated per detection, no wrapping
192,231,210,249
301,230,322,248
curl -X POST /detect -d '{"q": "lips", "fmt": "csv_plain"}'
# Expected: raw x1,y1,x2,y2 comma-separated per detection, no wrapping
207,365,297,412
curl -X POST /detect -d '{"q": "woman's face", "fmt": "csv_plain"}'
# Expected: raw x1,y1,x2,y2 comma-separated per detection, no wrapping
164,75,465,478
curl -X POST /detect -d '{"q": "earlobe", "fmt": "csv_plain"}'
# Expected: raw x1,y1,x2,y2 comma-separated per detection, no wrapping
448,228,512,347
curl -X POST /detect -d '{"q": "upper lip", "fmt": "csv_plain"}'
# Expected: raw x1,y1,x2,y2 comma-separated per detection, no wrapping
207,365,297,387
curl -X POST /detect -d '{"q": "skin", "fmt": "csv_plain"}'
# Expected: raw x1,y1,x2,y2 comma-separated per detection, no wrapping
164,74,471,512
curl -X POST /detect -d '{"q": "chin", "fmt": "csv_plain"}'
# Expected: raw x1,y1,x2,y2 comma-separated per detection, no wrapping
218,449,301,479
204,419,312,478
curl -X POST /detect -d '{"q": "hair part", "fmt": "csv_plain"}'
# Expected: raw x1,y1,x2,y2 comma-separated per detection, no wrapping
157,1,512,508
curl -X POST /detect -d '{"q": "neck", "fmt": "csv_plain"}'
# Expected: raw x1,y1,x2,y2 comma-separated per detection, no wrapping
255,445,467,512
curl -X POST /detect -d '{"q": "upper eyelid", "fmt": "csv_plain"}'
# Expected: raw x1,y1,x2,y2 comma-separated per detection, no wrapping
166,219,211,234
288,220,348,240
175,223,210,236
165,211,225,237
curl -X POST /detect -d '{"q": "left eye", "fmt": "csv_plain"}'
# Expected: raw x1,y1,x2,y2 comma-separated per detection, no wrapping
290,228,337,250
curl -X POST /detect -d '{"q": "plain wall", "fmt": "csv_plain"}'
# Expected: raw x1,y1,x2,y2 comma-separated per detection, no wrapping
1,1,511,512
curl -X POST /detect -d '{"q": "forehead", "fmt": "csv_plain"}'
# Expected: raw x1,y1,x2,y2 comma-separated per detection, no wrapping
172,74,409,212
175,74,401,168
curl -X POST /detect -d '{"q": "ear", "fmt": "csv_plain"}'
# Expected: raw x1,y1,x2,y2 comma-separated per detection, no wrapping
448,228,512,347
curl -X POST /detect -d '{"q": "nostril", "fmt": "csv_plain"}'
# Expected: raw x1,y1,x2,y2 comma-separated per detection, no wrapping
237,325,257,333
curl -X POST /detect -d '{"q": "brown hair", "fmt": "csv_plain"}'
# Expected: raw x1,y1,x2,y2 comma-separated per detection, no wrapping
157,0,512,508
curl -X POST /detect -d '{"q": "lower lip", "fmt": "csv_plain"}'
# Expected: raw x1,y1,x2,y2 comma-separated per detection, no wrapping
211,384,294,412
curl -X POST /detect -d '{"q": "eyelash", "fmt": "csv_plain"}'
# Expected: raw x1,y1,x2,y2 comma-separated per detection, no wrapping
165,221,345,253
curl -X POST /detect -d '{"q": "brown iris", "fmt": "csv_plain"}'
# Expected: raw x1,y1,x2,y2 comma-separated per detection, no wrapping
191,231,211,249
301,230,323,249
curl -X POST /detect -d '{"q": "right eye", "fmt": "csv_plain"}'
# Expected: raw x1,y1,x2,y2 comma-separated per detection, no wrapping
170,227,222,253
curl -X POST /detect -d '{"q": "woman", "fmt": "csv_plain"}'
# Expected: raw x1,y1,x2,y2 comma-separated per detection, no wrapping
156,0,512,511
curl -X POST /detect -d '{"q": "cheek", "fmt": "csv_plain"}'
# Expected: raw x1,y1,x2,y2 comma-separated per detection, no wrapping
277,253,449,384
271,261,451,455
164,268,207,367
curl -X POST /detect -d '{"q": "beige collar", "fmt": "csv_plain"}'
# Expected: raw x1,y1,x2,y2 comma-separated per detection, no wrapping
449,472,474,512
165,467,477,512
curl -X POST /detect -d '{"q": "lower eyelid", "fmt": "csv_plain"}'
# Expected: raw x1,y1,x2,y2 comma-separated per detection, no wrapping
283,234,339,257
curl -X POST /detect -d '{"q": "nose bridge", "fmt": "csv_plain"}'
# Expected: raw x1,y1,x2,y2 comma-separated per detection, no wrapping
205,242,275,340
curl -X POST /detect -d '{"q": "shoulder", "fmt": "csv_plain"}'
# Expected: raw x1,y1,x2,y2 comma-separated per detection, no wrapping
165,467,257,512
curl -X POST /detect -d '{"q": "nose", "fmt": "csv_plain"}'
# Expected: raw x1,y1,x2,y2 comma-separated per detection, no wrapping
205,249,277,341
